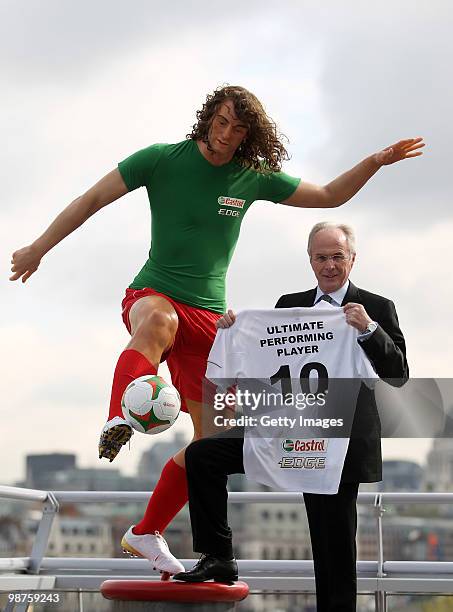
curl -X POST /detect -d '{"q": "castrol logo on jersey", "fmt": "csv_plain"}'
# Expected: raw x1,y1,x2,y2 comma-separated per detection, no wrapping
281,439,328,452
217,196,246,209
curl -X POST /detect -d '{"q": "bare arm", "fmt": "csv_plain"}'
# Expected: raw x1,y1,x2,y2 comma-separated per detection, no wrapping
282,137,424,208
10,168,128,282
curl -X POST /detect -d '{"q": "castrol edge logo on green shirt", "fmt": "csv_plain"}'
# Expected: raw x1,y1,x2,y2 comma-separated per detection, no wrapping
217,196,246,218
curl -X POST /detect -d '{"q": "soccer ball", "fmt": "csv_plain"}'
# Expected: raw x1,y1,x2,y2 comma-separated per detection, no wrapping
121,375,181,435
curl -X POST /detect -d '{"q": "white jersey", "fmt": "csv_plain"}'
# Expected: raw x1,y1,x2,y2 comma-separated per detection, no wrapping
206,304,378,494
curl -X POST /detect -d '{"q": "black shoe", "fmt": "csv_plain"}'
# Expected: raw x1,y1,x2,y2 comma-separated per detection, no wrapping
173,554,238,583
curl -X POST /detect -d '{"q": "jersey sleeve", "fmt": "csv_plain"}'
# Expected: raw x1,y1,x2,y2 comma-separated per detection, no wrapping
355,344,379,389
206,328,242,390
118,143,167,191
258,170,301,203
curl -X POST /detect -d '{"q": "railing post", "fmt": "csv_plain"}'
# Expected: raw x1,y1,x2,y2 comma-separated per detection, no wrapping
374,493,387,612
78,588,84,612
27,491,59,575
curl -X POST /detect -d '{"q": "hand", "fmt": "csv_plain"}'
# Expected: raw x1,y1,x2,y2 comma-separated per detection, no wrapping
375,137,425,166
216,309,236,329
10,244,43,282
343,302,372,333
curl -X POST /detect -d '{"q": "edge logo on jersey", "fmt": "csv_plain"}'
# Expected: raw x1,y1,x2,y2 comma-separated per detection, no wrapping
206,304,378,494
278,456,326,469
218,208,240,217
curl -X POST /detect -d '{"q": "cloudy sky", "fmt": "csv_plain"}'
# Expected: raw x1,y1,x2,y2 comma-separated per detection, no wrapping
2,0,452,485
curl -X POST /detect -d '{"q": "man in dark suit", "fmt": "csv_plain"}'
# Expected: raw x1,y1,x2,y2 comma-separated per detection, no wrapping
174,222,408,612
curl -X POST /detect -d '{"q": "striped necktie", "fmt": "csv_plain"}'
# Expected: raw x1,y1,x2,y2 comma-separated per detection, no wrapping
317,294,334,304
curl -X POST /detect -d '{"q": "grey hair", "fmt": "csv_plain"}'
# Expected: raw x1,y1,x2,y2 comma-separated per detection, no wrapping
307,222,356,255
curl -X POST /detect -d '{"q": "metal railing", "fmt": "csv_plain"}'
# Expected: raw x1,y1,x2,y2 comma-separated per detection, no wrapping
2,485,453,611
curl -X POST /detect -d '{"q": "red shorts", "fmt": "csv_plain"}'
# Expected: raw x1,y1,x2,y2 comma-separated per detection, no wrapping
121,287,221,413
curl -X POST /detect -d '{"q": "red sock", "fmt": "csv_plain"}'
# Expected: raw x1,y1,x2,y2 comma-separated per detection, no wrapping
108,349,157,420
133,458,188,535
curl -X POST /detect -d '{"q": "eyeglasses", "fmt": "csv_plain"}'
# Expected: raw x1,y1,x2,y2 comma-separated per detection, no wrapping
311,254,351,264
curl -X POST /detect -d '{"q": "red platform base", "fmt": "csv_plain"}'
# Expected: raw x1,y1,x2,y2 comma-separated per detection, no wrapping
100,580,249,603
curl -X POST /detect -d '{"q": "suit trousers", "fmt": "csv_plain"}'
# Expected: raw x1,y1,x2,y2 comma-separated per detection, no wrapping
185,426,360,612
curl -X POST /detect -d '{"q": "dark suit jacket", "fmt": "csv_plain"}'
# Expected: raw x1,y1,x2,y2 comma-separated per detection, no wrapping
275,281,409,483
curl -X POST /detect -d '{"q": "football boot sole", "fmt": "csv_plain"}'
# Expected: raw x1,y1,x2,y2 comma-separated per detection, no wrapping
99,424,132,462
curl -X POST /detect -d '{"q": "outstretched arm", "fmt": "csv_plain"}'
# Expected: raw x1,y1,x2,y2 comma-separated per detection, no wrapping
282,137,424,209
10,168,128,282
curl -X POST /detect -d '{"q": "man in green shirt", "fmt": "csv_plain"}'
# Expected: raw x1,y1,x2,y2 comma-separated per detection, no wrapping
10,85,424,574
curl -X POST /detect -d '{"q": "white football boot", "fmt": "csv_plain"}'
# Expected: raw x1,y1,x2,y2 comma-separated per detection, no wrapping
121,526,185,575
98,416,133,462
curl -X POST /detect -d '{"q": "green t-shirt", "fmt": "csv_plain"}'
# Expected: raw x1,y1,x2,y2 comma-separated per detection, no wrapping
118,139,300,313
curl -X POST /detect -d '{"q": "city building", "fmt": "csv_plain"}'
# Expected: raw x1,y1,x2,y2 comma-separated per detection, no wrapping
424,439,453,492
137,431,190,488
45,515,114,558
25,453,76,489
380,460,423,492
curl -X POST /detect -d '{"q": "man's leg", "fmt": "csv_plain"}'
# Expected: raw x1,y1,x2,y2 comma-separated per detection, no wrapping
131,309,225,534
108,294,189,574
99,295,178,461
172,428,245,582
132,398,231,535
187,429,244,556
119,301,229,575
304,482,359,612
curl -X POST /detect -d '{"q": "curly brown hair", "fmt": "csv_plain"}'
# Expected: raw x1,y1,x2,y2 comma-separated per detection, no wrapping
187,85,289,173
